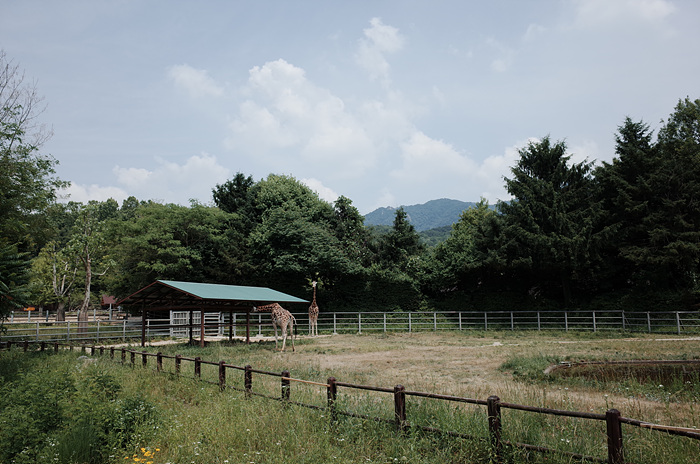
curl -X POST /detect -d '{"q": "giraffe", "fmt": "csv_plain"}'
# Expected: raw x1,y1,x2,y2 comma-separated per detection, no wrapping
253,303,295,352
309,281,319,337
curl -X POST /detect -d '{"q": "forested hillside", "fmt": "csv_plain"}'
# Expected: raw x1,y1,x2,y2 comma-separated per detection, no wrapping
364,199,478,231
2,49,699,317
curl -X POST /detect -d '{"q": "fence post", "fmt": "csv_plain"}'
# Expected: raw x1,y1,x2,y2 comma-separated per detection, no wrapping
219,361,226,391
459,312,462,330
67,321,70,342
510,312,514,331
194,357,201,378
90,345,95,355
358,313,362,334
281,370,291,401
537,312,541,331
327,377,337,423
565,311,569,331
99,346,104,356
676,312,681,335
408,313,412,333
157,352,163,372
647,312,651,333
487,395,503,463
484,312,488,331
40,341,46,352
592,311,597,332
175,354,182,375
36,321,40,341
23,340,29,352
394,385,407,432
621,311,625,331
245,365,253,398
434,312,437,331
122,320,126,341
142,351,148,368
130,351,135,366
606,409,624,464
121,348,126,363
54,342,59,353
110,346,115,359
383,313,387,333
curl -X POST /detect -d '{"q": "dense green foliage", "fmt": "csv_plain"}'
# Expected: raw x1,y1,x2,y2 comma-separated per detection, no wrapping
0,351,158,464
0,50,698,316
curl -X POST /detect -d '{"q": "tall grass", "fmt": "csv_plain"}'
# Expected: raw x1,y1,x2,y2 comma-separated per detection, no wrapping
2,332,700,463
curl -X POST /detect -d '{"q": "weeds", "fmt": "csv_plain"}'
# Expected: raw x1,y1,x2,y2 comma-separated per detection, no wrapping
2,332,700,463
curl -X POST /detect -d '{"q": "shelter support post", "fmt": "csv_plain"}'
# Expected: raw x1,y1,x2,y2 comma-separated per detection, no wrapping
228,310,233,341
200,308,205,348
188,310,193,345
141,306,146,347
246,310,250,344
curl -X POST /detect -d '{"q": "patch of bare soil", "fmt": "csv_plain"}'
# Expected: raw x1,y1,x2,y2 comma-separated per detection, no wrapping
278,332,700,427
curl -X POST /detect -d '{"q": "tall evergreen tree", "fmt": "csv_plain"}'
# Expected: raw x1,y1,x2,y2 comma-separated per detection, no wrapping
499,136,599,305
379,207,424,271
644,98,700,289
595,118,657,290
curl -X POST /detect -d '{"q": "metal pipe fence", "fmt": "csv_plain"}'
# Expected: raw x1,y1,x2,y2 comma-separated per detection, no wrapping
3,310,700,343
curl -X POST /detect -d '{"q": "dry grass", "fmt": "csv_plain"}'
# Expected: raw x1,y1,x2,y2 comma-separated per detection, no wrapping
150,330,700,428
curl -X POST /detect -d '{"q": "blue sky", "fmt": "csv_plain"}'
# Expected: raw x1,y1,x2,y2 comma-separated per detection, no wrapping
2,0,698,214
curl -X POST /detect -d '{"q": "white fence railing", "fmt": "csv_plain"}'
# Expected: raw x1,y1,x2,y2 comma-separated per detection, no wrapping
2,310,699,344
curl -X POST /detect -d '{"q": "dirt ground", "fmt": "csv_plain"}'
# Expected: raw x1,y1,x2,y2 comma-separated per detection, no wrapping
138,330,700,427
273,332,700,427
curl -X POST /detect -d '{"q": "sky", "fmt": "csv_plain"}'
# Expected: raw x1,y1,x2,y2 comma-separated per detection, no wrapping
2,0,699,214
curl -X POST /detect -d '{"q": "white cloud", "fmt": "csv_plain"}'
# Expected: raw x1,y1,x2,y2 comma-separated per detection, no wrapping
168,64,224,98
112,153,230,204
301,178,338,204
484,37,514,73
228,59,377,177
60,182,129,204
355,17,405,86
523,23,547,41
571,0,676,28
568,139,600,165
392,131,475,182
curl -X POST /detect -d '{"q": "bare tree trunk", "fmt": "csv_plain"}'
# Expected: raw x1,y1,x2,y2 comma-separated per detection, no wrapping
77,253,91,333
55,301,66,322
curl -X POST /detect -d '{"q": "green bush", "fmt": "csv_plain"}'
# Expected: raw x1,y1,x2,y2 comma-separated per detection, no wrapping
0,352,158,464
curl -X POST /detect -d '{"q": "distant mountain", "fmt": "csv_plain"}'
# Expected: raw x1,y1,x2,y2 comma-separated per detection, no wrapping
364,198,479,232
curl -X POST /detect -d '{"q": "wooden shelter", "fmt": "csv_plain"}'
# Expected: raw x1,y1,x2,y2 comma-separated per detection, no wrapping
116,280,308,347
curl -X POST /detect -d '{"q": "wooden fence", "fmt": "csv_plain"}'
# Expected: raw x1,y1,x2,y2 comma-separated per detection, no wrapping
3,340,699,464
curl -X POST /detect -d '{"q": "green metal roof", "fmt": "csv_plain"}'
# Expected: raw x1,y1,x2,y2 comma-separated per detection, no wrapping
117,280,308,309
158,280,307,303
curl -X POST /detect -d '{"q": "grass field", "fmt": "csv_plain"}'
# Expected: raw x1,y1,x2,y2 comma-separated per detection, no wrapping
1,331,699,463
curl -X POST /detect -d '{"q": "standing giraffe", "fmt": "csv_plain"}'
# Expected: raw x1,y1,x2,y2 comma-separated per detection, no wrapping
253,303,295,352
309,281,319,337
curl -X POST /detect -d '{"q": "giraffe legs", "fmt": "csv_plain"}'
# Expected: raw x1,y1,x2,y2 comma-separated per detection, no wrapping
280,318,295,352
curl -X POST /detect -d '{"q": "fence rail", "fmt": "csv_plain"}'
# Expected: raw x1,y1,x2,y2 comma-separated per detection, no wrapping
3,310,700,344
3,340,698,464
